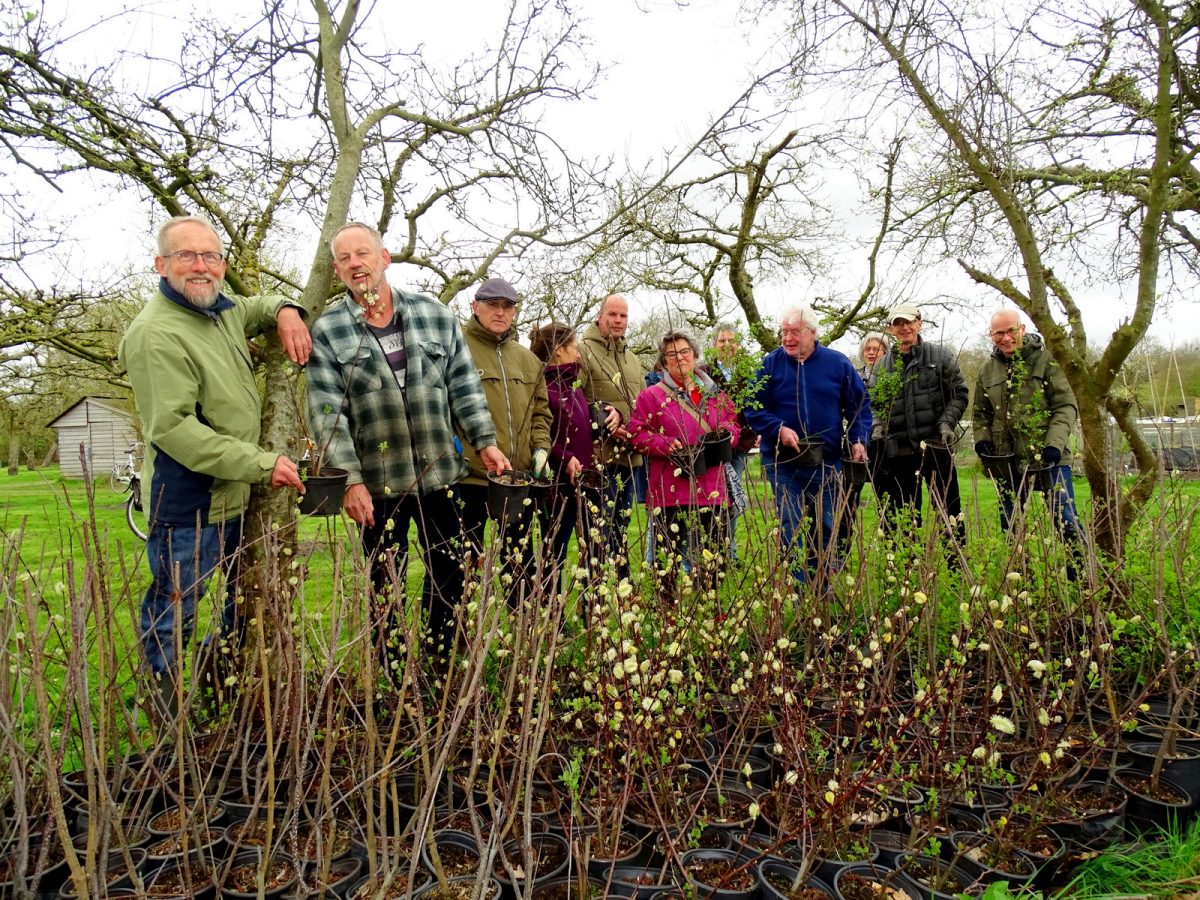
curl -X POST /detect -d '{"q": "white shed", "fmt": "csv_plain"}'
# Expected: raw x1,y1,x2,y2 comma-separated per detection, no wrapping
47,397,140,479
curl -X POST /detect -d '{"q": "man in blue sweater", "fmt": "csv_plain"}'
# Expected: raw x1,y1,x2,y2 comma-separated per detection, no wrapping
746,306,871,590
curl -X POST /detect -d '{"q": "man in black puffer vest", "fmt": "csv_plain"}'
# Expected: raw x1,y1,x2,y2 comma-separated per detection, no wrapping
872,304,968,560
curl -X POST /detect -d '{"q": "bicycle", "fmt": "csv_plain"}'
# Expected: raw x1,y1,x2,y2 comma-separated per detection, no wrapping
111,443,147,541
110,442,144,493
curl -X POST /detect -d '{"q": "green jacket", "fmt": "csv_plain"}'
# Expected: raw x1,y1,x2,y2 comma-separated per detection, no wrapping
578,323,646,468
459,316,552,485
117,282,291,525
972,333,1077,464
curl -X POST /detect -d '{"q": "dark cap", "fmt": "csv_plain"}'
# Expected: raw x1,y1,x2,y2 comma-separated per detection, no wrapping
475,277,520,304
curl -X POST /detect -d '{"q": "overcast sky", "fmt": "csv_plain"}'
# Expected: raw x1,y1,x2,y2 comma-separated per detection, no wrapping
34,0,1200,353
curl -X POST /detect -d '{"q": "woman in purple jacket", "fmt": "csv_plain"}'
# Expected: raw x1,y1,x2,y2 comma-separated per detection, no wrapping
531,323,601,591
629,331,739,601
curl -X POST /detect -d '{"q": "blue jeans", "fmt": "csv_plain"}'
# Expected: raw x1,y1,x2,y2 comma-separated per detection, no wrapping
999,464,1083,545
602,465,636,581
141,518,243,676
764,459,840,587
728,451,750,559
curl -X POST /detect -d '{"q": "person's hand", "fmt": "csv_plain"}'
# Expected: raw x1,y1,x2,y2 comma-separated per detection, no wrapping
276,307,311,365
1040,446,1062,465
938,423,956,446
850,442,868,463
870,423,885,443
566,457,583,482
604,405,622,431
531,448,550,480
270,455,305,491
667,438,683,452
975,440,995,457
778,426,801,450
343,482,374,527
480,445,510,474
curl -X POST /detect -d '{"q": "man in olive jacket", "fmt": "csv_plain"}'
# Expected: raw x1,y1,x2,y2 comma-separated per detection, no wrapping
579,294,647,580
457,277,553,603
119,215,310,713
873,304,969,555
973,309,1083,575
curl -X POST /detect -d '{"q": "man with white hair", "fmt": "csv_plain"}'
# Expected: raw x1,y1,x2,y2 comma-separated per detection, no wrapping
119,214,311,719
745,306,871,590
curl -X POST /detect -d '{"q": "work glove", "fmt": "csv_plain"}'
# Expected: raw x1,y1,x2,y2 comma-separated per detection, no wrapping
938,423,955,446
531,448,551,480
975,440,995,457
1040,446,1061,466
870,423,885,443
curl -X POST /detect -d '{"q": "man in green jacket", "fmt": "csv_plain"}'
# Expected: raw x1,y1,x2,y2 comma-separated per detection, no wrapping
579,294,647,581
119,215,311,714
973,308,1084,577
307,223,509,674
457,276,552,604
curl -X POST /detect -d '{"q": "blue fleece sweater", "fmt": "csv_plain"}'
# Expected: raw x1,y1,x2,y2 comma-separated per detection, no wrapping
745,343,871,462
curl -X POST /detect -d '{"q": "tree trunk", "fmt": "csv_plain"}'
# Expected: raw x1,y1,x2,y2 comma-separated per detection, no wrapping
7,434,19,475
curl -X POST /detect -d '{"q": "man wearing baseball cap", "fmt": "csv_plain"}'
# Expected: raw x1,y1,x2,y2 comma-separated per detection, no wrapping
871,303,969,561
457,276,552,604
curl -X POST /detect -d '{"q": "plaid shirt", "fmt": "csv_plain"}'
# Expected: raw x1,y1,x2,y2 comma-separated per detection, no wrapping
307,288,497,497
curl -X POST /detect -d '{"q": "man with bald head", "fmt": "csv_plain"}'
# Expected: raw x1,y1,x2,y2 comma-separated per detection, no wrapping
119,214,311,719
306,222,509,678
579,294,647,580
973,308,1083,578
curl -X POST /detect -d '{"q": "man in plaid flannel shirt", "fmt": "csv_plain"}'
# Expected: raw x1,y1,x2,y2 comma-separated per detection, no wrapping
307,223,510,676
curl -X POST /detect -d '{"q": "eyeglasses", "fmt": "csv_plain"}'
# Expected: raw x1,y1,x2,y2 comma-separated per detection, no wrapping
165,250,224,267
780,327,810,338
990,325,1023,340
478,298,518,310
664,347,695,360
890,319,918,328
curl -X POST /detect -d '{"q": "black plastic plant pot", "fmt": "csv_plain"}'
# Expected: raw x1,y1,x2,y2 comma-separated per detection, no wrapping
487,470,534,523
833,863,920,900
978,452,1020,485
670,446,709,479
299,466,349,516
840,457,869,486
218,850,298,899
702,431,735,466
680,848,759,900
776,440,825,468
758,859,834,899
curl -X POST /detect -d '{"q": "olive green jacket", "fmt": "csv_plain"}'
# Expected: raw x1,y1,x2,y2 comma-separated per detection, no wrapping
972,334,1076,464
578,323,646,469
458,316,552,486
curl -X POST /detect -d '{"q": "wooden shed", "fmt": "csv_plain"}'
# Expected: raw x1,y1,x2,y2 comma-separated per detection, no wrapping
47,397,140,479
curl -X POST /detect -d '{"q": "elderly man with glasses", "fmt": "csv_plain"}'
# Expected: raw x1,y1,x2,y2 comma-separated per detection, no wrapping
118,214,311,721
745,305,871,593
973,308,1084,579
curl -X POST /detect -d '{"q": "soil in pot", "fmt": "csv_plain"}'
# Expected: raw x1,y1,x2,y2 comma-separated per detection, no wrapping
494,832,570,889
346,868,434,900
681,848,758,899
148,801,227,836
529,875,610,898
834,866,919,900
414,873,503,899
219,851,297,898
896,853,979,900
56,848,146,899
948,832,1036,886
759,860,834,899
145,826,224,865
147,859,216,898
1115,770,1194,830
421,830,481,879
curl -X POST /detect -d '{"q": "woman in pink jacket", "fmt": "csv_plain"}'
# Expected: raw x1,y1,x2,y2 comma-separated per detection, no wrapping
629,331,739,600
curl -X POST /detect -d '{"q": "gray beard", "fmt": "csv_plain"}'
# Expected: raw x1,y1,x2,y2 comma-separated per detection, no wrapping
187,292,219,310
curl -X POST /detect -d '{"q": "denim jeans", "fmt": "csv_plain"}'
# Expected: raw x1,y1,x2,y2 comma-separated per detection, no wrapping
141,517,243,676
999,464,1083,544
602,465,636,581
764,459,841,588
728,451,749,559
